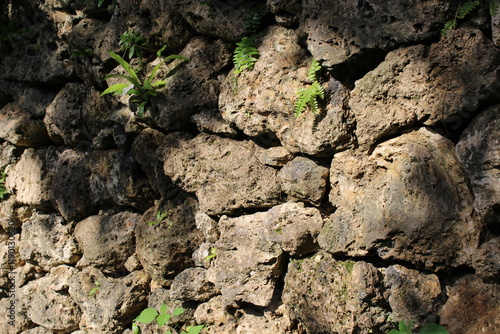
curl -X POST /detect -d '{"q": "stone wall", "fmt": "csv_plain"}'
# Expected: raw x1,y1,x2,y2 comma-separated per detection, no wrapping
0,0,499,333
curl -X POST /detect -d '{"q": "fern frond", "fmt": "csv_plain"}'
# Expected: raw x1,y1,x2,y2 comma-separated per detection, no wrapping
307,58,322,82
233,36,259,73
490,0,500,16
457,1,479,19
294,82,324,116
244,4,266,35
441,20,456,35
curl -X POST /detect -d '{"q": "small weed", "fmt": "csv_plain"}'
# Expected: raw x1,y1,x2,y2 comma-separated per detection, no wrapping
100,51,188,117
132,304,204,334
70,43,93,59
0,172,9,200
88,281,101,297
233,36,259,74
148,211,172,227
441,1,480,35
294,58,324,116
204,247,217,262
388,320,449,334
119,30,148,59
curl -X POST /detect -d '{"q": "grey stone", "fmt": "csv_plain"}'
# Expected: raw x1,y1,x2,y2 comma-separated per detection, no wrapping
74,212,139,272
456,105,500,231
278,156,329,206
191,110,238,137
170,267,219,301
163,133,282,215
319,128,478,269
254,145,293,167
0,103,50,147
350,29,500,148
19,213,80,270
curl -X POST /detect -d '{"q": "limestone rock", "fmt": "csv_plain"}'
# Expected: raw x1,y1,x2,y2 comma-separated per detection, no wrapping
440,275,500,334
300,0,454,67
220,26,355,156
19,213,80,270
472,238,500,282
384,265,442,325
350,29,500,148
319,128,478,269
88,150,154,210
268,0,301,27
278,156,329,206
5,148,52,208
163,133,282,215
50,149,97,222
147,38,232,131
18,265,82,332
170,267,219,301
195,211,219,243
191,110,238,137
0,103,50,147
254,145,293,167
282,251,389,333
74,212,139,272
135,195,203,286
69,267,150,332
207,202,323,307
456,105,500,231
131,128,180,199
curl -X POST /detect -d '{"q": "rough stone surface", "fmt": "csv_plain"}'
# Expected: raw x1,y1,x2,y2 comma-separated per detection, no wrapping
301,0,454,67
135,195,203,286
220,26,355,156
350,29,500,148
254,145,293,167
18,265,82,332
74,211,139,272
170,267,219,302
456,105,500,232
440,275,500,334
163,133,282,215
89,150,154,210
208,202,323,307
0,103,50,147
5,148,52,208
50,149,97,222
278,156,329,206
19,213,80,270
319,128,478,269
191,110,238,137
384,265,442,325
282,251,390,333
69,266,150,332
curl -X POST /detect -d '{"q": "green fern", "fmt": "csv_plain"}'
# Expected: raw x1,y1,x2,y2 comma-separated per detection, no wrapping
490,0,500,16
442,1,480,35
294,59,324,116
294,81,324,116
233,36,259,73
0,173,8,200
244,4,266,35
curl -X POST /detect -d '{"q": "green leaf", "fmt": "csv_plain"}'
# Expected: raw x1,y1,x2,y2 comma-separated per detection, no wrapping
98,0,105,7
186,325,204,334
135,308,159,324
157,45,168,57
108,51,140,82
100,83,130,96
163,54,189,61
159,303,168,314
132,322,140,334
398,320,413,334
457,1,480,19
165,331,172,334
491,0,500,16
387,330,400,334
420,323,449,334
156,313,171,327
172,308,186,317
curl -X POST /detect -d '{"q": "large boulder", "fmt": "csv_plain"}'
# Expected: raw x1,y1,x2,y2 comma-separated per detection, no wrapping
163,133,282,215
350,28,500,148
300,0,454,67
318,128,479,269
0,103,50,147
220,26,355,156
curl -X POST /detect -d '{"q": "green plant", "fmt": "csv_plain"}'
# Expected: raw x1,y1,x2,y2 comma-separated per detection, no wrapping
149,211,172,227
88,281,101,297
441,1,480,34
388,320,449,334
70,43,93,59
204,247,217,262
100,51,188,117
132,304,204,334
294,58,324,116
233,35,259,74
244,4,266,35
490,0,500,16
119,30,149,59
0,172,8,200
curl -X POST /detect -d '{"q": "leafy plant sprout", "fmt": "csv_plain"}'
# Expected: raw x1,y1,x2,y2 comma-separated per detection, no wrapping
88,281,101,297
100,51,188,117
294,58,325,116
387,320,449,334
149,211,172,227
132,303,204,334
119,30,148,59
0,172,9,200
